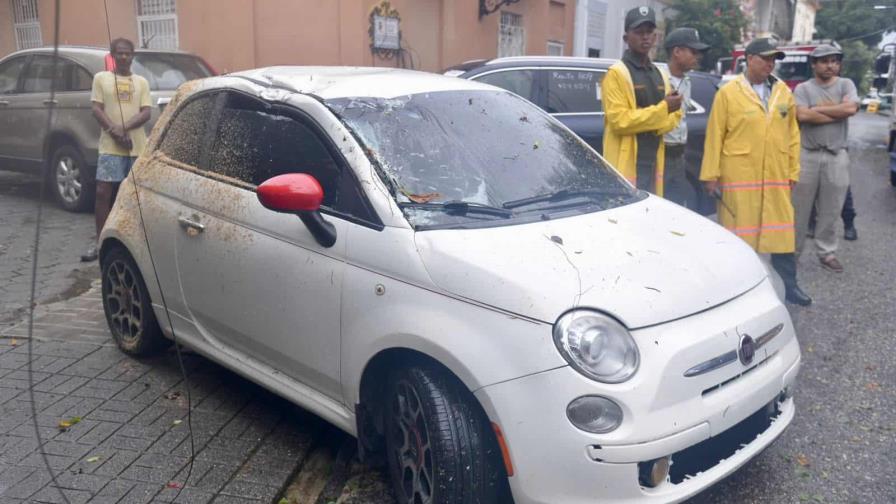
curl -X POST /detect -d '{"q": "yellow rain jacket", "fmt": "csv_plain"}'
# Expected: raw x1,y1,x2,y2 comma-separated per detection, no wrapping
602,61,682,196
700,75,800,253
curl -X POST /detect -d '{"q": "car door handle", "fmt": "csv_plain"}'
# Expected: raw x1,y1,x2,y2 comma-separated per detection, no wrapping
0,100,9,106
43,99,58,105
177,216,205,234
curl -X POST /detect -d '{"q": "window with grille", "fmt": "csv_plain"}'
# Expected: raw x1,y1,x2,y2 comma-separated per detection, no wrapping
498,12,525,58
136,0,178,50
547,41,564,56
11,0,42,50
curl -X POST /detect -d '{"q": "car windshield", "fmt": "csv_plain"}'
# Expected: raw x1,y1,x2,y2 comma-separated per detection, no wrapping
326,90,638,229
132,53,212,90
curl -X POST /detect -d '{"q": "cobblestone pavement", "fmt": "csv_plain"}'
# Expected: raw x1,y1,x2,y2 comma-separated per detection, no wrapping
0,284,331,503
0,172,97,329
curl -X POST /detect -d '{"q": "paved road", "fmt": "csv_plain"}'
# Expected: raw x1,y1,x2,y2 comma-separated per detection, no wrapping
0,172,97,329
0,111,892,503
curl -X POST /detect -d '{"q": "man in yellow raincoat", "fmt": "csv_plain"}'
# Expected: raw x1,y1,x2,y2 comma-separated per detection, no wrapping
700,38,811,306
603,5,683,195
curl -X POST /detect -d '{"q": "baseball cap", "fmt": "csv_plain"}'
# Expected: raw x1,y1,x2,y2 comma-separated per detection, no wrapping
664,28,710,51
810,44,843,59
625,6,656,31
745,38,785,60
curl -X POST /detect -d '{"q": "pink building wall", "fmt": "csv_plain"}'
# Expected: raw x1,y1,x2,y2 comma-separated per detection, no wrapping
2,0,576,73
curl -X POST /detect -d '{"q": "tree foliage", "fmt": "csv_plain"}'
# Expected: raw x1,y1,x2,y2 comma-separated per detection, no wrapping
816,0,896,94
662,0,749,72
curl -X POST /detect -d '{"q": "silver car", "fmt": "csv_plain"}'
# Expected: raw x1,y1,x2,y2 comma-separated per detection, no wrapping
0,46,213,211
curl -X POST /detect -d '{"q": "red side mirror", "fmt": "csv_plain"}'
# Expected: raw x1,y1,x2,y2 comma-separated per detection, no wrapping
257,173,323,213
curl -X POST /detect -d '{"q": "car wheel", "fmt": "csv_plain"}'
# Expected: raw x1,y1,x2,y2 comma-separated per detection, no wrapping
385,364,510,504
49,144,94,212
101,247,169,356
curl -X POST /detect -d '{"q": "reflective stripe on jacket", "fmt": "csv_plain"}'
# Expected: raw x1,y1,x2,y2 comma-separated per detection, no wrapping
602,60,682,197
700,74,801,253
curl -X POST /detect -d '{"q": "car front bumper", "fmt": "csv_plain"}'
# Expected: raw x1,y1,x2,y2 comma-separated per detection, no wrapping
475,278,800,504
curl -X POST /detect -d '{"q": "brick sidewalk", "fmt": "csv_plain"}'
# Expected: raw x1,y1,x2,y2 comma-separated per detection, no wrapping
0,282,326,503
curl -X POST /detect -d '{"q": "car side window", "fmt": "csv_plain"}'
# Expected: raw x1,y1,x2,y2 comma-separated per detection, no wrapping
0,57,27,94
474,69,536,101
22,55,64,93
546,69,605,114
207,92,348,211
69,65,93,91
158,93,219,168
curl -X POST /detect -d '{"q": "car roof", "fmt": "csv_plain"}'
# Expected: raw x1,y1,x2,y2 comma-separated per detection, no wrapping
1,45,204,73
227,66,498,100
456,55,720,82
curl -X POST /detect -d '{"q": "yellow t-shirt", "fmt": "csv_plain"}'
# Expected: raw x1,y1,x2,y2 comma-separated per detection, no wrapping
91,71,151,156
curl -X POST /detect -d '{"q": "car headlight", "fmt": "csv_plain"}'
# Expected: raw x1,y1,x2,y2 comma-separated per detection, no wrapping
553,310,639,383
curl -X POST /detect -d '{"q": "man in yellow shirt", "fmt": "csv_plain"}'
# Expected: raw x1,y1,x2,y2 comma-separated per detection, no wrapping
602,6,683,195
700,38,810,306
81,38,150,262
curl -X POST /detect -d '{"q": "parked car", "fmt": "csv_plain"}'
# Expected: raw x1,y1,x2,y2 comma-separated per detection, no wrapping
0,46,214,211
449,56,721,213
99,67,800,504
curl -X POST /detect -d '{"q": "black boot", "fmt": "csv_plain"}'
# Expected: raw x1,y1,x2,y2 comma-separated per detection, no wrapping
771,253,812,306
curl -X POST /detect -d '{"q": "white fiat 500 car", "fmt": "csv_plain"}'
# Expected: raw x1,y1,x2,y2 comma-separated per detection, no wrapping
99,67,801,504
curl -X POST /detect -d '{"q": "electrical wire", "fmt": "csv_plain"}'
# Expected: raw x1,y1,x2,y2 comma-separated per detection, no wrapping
26,2,71,503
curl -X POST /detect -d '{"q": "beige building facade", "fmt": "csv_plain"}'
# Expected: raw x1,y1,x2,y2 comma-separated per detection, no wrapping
1,0,576,73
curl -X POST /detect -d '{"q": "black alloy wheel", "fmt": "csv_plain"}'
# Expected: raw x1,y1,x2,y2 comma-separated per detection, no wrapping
101,248,169,356
385,364,512,504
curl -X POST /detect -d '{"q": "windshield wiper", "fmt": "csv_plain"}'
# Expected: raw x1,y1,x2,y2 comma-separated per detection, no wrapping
399,200,513,218
502,188,631,209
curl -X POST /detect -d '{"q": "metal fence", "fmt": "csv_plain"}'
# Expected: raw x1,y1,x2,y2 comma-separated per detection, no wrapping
136,0,178,49
498,12,525,58
11,0,43,49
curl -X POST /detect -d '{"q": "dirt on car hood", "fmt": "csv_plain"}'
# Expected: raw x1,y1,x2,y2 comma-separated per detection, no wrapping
414,196,767,329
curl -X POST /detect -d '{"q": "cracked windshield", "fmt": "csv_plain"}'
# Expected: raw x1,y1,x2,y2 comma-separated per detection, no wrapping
328,90,637,228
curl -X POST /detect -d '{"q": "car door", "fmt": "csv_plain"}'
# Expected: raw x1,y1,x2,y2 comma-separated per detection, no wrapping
15,54,66,161
0,55,31,163
172,90,366,401
542,67,607,153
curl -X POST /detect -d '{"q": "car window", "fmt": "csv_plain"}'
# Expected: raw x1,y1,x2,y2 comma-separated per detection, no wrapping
132,53,212,91
0,57,27,93
546,69,605,114
473,69,536,100
70,65,92,91
22,55,64,93
158,93,219,167
207,92,345,209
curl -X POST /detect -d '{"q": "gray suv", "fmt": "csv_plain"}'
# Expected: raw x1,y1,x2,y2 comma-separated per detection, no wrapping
0,46,214,211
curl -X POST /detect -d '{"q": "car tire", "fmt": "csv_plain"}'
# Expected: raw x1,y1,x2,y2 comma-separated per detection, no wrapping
101,247,169,356
49,144,94,212
384,363,511,504
891,170,896,187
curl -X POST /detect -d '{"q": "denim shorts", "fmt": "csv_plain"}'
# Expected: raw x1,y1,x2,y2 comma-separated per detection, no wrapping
96,154,137,182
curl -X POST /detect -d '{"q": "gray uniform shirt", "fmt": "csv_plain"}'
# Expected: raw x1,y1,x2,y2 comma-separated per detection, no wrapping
663,74,691,145
794,77,859,151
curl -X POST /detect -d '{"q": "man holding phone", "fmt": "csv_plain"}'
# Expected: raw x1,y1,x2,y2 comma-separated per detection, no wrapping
603,6,683,195
662,27,708,209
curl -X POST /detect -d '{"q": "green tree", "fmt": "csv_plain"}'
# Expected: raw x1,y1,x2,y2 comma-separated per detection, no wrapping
662,0,749,72
816,0,896,93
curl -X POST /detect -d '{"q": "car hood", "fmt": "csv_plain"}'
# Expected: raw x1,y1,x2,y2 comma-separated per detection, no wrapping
414,196,767,329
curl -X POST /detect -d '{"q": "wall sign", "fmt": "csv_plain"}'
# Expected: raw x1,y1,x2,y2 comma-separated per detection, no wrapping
370,1,401,57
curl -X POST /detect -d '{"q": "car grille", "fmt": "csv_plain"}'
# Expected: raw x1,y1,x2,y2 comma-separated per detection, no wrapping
666,397,781,484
